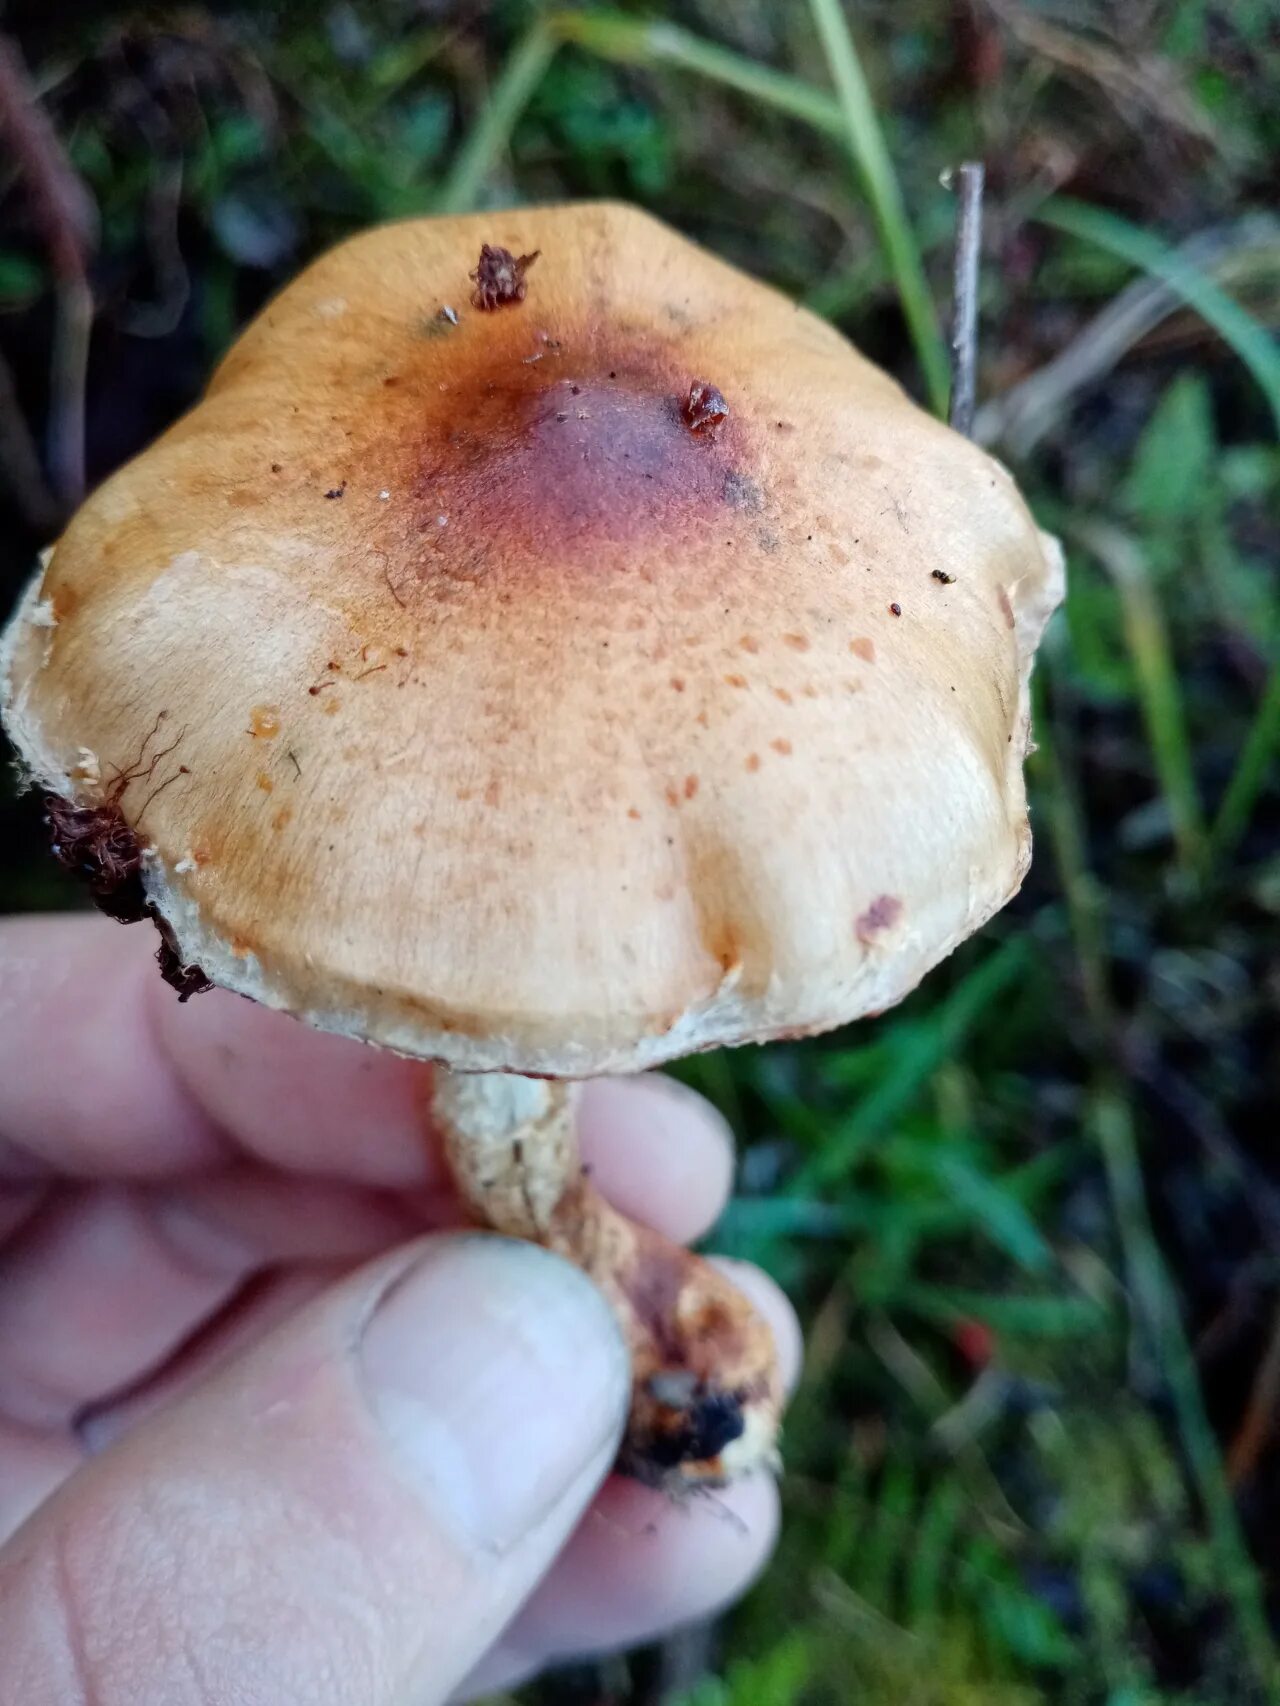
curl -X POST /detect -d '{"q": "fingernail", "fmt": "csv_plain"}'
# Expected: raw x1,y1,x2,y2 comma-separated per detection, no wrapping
359,1237,628,1553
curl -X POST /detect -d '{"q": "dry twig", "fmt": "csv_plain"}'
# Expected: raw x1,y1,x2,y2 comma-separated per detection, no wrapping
983,0,1217,151
947,161,985,437
0,350,62,533
0,33,97,510
974,216,1280,455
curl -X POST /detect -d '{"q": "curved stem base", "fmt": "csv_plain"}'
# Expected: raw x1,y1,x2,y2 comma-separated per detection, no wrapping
432,1068,782,1493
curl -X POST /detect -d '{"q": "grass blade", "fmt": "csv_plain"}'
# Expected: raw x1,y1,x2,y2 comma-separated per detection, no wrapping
905,1476,965,1628
432,7,949,413
798,937,1027,1188
557,10,845,137
1073,520,1208,881
1209,658,1280,866
1037,198,1280,437
902,1284,1106,1338
1091,1084,1278,1687
806,0,949,414
1028,679,1114,1034
432,19,559,213
435,6,850,217
928,1152,1053,1275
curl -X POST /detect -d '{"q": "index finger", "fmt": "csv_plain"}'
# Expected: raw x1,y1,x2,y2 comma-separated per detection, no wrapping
0,915,228,1178
0,916,739,1237
0,913,445,1186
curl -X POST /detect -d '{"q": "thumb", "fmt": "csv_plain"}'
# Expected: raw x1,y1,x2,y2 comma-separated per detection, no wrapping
0,1235,629,1706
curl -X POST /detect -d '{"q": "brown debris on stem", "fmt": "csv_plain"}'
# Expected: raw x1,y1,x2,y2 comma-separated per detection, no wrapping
432,1069,782,1494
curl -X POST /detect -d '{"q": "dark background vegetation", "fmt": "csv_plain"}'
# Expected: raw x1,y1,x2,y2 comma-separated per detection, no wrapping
1,3,1277,1701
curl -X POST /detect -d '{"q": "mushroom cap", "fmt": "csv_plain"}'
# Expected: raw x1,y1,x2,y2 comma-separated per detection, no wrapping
1,202,1062,1076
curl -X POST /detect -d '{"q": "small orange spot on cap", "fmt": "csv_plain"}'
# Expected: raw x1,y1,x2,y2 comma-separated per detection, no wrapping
684,774,699,799
248,704,280,739
783,633,810,651
850,636,875,663
724,673,748,689
670,677,686,692
745,752,761,772
321,696,341,715
771,738,792,756
739,635,760,654
665,783,681,808
484,780,501,807
255,771,274,792
627,806,642,820
772,686,793,705
272,805,293,832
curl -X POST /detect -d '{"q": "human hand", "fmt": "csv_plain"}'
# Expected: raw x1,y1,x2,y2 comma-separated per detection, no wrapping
0,914,799,1704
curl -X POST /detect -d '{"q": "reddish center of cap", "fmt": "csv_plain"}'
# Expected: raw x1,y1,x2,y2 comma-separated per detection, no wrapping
394,336,754,578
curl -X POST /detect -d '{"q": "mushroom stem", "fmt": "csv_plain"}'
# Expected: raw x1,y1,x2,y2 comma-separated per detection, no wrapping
432,1067,783,1493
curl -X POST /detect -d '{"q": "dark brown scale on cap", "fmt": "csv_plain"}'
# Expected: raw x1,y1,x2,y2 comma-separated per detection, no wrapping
684,379,729,436
470,244,540,311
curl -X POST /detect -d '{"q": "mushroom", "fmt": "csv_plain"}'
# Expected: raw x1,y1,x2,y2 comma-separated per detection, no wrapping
0,203,1062,1491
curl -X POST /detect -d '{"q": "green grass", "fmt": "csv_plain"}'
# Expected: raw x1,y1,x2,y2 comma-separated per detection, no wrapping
805,0,949,413
1034,199,1280,439
4,3,1279,1701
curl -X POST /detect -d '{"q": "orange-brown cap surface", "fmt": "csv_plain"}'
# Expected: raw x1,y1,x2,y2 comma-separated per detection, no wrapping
1,202,1062,1075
